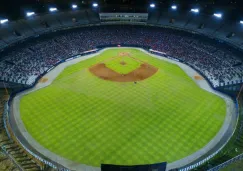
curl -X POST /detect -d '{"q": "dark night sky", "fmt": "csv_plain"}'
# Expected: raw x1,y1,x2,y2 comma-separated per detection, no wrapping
0,0,243,19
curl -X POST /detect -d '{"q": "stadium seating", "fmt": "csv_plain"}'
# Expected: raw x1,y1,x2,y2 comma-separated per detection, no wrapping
0,25,242,88
0,10,242,88
0,40,7,49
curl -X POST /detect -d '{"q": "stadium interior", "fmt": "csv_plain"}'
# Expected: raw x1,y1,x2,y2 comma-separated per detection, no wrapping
0,0,243,171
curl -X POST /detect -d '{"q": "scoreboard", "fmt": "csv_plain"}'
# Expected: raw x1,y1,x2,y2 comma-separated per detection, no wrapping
99,13,148,23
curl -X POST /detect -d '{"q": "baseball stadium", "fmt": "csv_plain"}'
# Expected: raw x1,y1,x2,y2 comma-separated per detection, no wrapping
0,1,243,171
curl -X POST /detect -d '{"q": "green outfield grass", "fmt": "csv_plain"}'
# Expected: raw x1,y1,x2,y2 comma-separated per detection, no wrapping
20,48,226,166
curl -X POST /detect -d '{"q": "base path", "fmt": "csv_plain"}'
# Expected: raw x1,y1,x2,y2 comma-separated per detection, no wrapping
89,63,158,82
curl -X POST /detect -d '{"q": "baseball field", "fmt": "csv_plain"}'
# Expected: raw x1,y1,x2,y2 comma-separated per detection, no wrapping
20,48,226,166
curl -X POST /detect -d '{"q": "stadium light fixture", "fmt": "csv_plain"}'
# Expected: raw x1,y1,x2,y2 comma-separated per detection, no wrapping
26,12,35,17
150,3,156,8
214,13,222,18
171,5,177,10
72,4,78,9
49,7,58,12
92,3,98,7
0,19,8,24
191,8,199,13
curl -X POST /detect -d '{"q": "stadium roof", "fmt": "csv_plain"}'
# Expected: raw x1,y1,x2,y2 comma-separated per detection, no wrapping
0,0,243,19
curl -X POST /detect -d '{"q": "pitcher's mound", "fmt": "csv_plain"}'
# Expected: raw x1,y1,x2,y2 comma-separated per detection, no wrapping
120,61,126,65
89,63,158,82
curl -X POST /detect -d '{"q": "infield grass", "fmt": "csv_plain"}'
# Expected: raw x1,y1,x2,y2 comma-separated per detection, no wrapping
20,48,226,166
105,56,141,74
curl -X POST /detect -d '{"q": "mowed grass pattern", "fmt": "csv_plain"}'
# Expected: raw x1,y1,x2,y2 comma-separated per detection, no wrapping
20,48,226,166
105,56,141,74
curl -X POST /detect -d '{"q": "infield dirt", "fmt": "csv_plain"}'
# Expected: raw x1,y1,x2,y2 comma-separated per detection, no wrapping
89,62,158,82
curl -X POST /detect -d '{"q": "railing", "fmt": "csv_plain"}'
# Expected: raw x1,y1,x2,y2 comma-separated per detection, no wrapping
4,101,70,170
177,99,240,171
208,153,243,171
3,103,11,139
3,103,51,170
178,149,224,171
1,102,24,171
0,147,24,171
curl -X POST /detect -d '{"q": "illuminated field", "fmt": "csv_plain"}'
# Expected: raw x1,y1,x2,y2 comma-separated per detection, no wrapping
20,48,226,166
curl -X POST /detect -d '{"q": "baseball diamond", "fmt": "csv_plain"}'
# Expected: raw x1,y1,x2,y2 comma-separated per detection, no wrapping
1,1,243,170
18,48,227,167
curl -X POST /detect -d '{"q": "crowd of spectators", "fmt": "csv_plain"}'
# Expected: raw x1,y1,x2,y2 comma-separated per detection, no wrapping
0,25,242,87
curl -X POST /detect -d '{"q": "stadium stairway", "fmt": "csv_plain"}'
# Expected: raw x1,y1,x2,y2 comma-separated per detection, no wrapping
0,92,19,171
0,90,46,171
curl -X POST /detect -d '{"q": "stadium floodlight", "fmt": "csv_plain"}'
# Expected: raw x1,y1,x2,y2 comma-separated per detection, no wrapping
49,7,58,12
26,12,35,17
240,21,243,24
72,4,78,9
191,8,199,13
150,3,155,8
92,3,98,7
0,19,8,24
171,5,177,10
214,13,222,18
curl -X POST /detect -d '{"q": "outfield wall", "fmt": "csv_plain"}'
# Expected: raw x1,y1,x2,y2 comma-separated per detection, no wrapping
6,47,238,171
